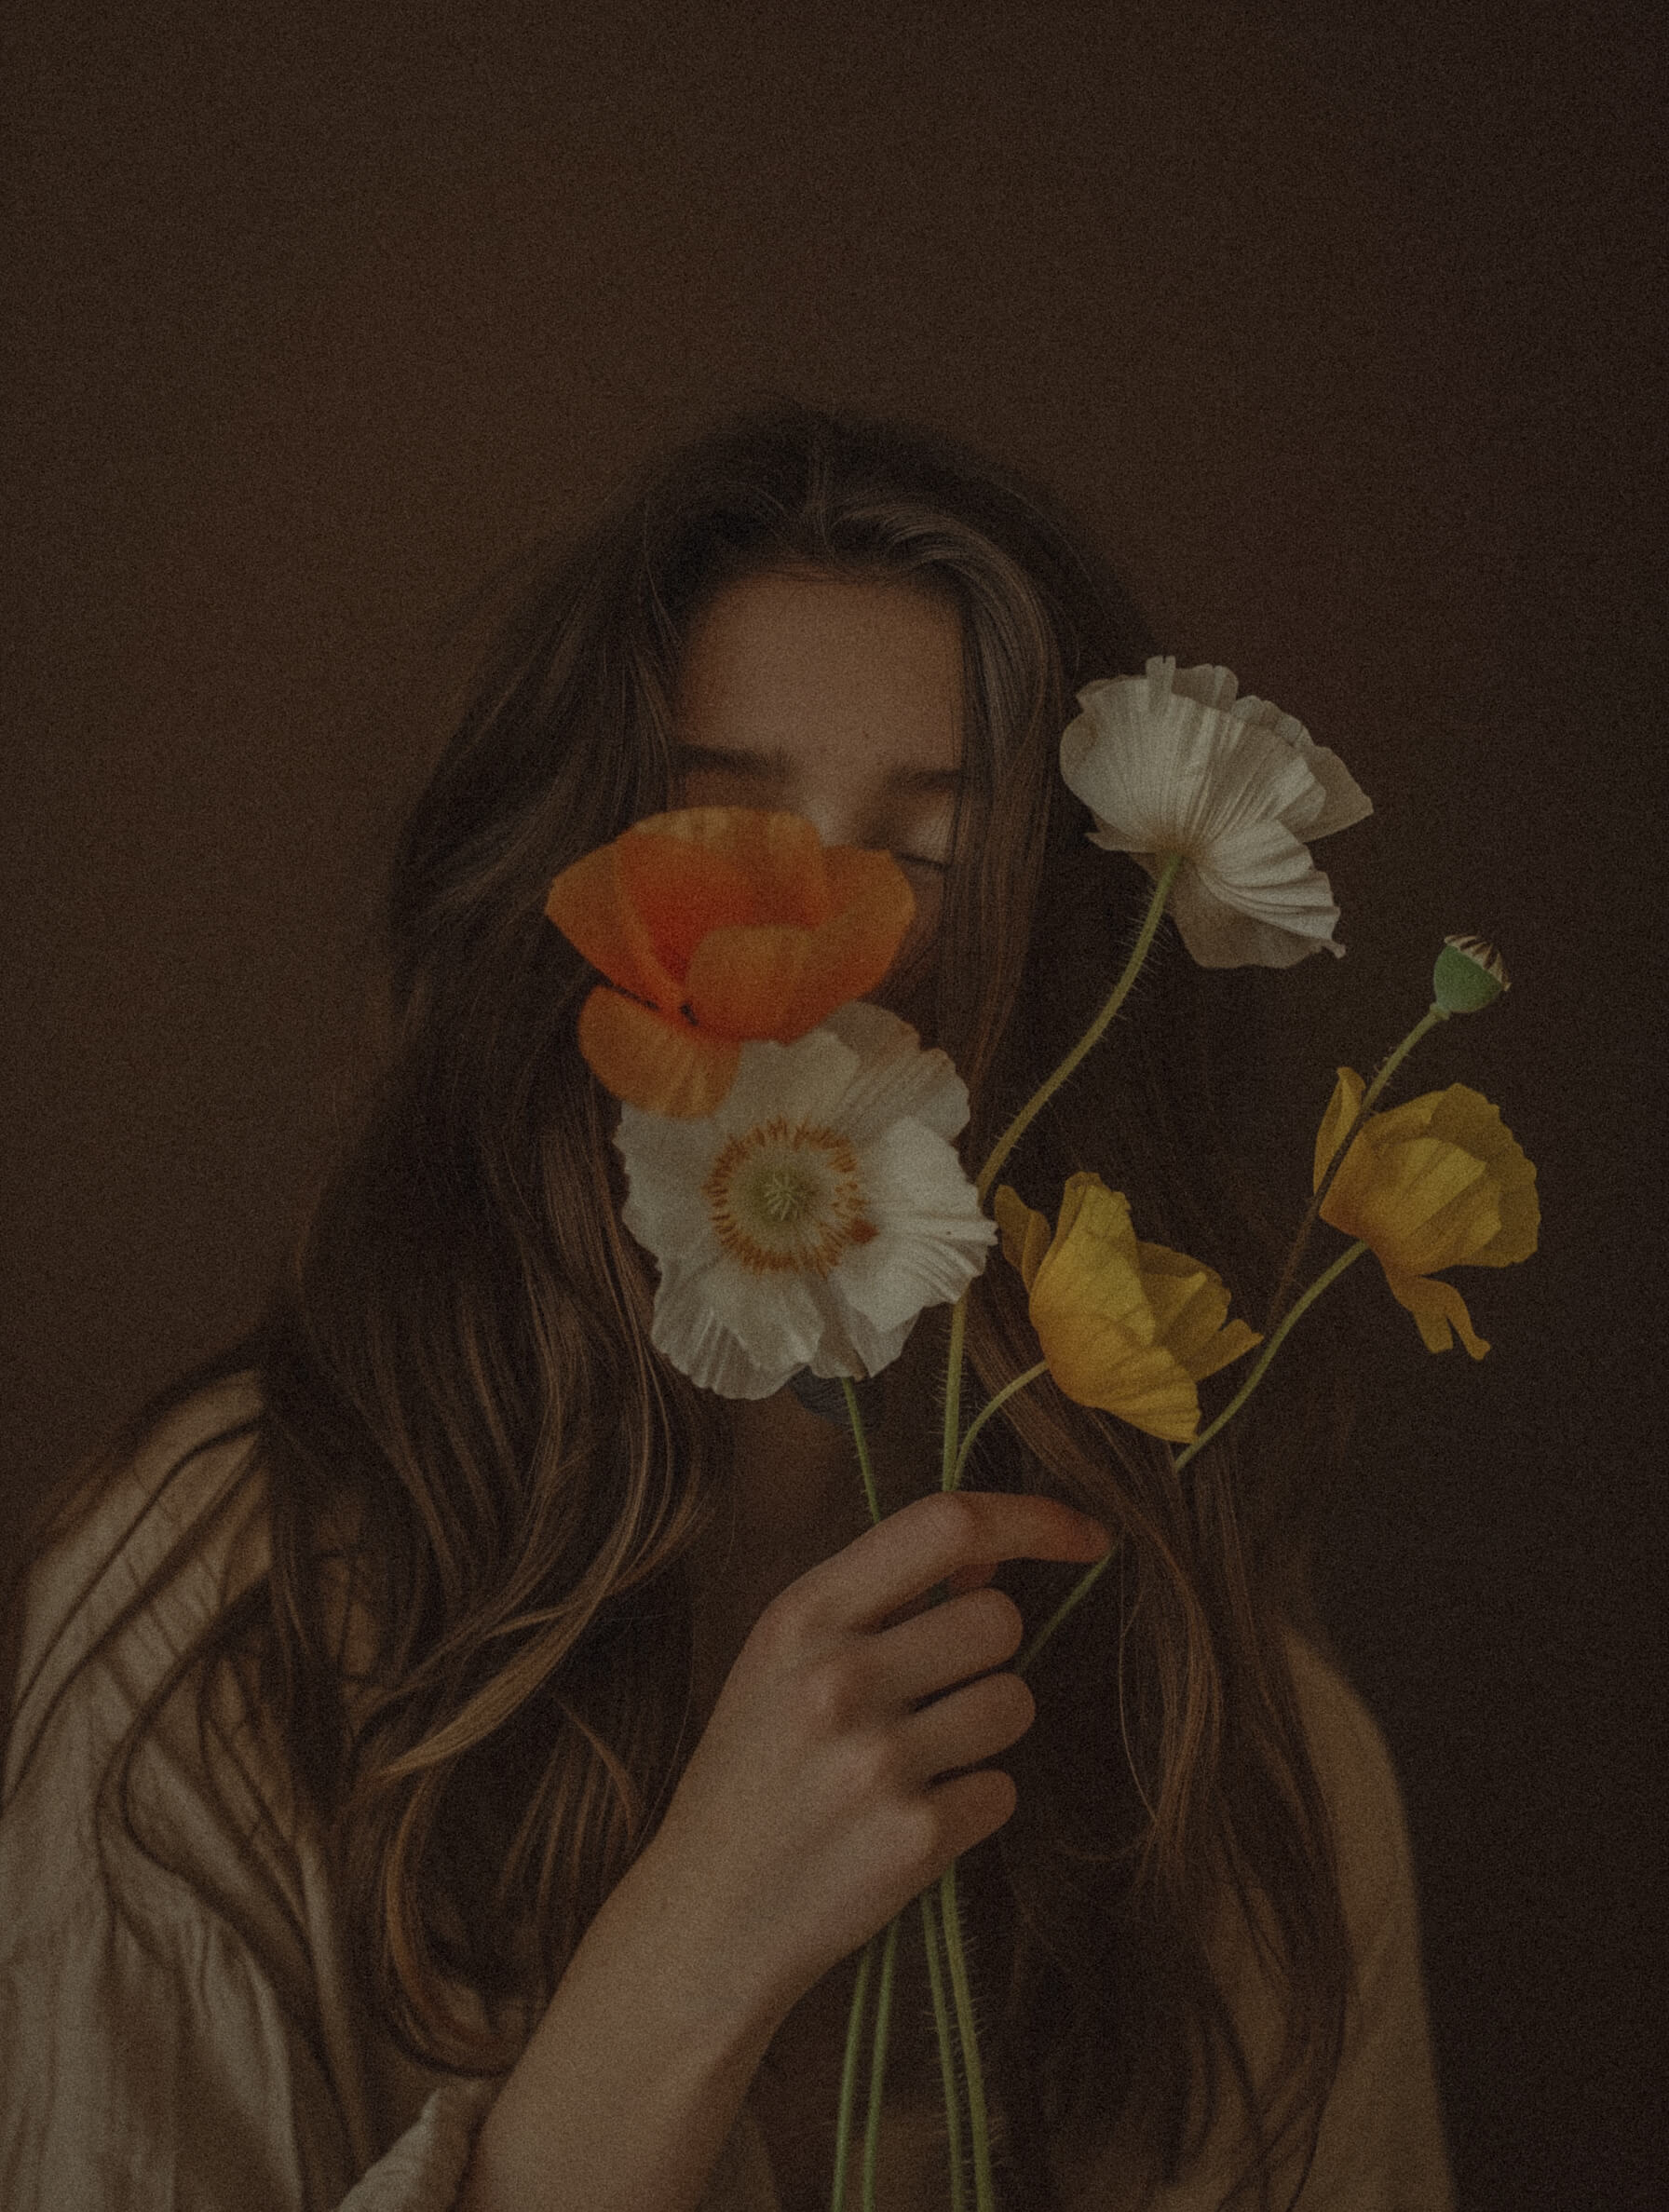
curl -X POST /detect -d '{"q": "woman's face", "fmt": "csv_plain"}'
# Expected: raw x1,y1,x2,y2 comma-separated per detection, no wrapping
670,571,965,1003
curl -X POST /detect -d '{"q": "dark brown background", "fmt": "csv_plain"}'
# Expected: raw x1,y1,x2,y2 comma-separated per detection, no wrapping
4,3,1664,2205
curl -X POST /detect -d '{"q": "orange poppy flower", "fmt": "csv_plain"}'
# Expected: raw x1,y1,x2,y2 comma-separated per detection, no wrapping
545,807,916,1116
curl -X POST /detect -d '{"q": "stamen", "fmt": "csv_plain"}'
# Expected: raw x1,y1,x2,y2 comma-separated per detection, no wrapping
705,1116,878,1277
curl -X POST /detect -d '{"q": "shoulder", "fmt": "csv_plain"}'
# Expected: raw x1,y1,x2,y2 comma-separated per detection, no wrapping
0,1377,418,2205
1280,1636,1457,2208
6,1372,270,1799
1284,1634,1418,1956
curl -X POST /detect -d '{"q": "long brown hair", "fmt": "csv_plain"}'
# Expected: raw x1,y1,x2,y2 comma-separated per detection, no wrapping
6,405,1352,2207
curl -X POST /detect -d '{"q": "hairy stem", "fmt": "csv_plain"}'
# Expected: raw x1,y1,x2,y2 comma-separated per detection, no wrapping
830,1935,877,2212
1017,1242,1370,1677
861,1915,901,2211
948,1362,1049,1492
919,1887,968,2212
975,852,1182,1205
940,1864,996,2211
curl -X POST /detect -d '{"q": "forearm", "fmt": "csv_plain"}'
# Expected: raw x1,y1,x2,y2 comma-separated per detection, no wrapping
458,1842,781,2212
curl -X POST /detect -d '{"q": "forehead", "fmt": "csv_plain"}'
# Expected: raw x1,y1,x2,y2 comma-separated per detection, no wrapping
674,571,965,777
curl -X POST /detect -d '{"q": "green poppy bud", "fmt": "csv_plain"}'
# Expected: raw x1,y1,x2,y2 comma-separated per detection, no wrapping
1433,935,1509,1013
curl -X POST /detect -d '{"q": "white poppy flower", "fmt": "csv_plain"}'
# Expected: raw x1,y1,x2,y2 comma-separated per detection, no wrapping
1059,656,1373,968
616,1000,997,1399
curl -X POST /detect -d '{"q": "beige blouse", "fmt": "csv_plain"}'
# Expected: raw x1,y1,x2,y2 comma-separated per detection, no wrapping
1,1377,1456,2210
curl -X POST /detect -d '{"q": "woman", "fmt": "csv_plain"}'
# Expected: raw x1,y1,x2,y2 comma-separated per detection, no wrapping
0,407,1455,2210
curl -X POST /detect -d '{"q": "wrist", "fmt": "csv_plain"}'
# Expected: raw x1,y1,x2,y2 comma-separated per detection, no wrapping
595,1828,793,2059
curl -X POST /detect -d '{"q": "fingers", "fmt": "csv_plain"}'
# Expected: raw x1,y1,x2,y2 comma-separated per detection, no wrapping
905,1668,1036,1781
799,1490,1109,1635
943,1561,997,1595
871,1584,1024,1706
927,1767,1020,1859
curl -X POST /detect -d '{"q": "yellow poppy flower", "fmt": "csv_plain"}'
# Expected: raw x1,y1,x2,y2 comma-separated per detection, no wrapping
1316,1068,1539,1358
993,1174,1260,1443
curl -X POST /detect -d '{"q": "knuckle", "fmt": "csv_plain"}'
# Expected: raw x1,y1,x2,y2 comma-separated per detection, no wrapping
890,1797,948,1882
921,1490,982,1555
796,1651,865,1735
840,1728,905,1806
752,1586,810,1661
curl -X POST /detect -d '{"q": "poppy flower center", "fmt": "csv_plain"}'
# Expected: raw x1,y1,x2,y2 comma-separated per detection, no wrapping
704,1116,879,1277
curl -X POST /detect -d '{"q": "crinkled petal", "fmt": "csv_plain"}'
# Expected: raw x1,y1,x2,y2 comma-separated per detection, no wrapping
625,807,833,930
577,987,740,1118
1131,1243,1218,1338
1133,1242,1262,1381
777,849,916,1034
613,824,772,979
1185,1315,1263,1383
1171,721,1321,856
1060,680,1188,854
1382,1268,1490,1359
1040,1306,1202,1441
711,1026,862,1135
1315,1068,1368,1190
615,1107,727,1253
821,1001,971,1146
610,1008,991,1398
685,924,815,1039
652,1262,834,1397
546,846,687,1011
1424,1088,1540,1264
1226,694,1374,841
804,1278,902,1382
1032,1181,1156,1350
1355,1138,1502,1274
1327,1130,1503,1276
1165,658,1242,714
994,1185,1052,1293
1319,1076,1538,1353
1169,860,1343,968
1062,658,1367,970
834,1120,997,1332
1050,1170,1124,1255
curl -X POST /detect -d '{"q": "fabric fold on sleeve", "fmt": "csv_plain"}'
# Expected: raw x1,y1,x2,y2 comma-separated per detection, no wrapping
336,2082,496,2212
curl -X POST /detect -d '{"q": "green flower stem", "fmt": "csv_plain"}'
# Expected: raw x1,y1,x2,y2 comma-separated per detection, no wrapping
842,1377,882,1527
940,1864,997,2211
1265,1003,1450,1329
831,1934,877,2212
832,1377,889,2211
974,852,1183,1206
919,1887,968,2212
1013,1541,1118,1680
1016,1241,1370,1679
949,1362,1049,1492
1175,1240,1368,1471
861,1914,902,2211
916,854,1182,2211
941,1296,970,1493
841,1382,971,2212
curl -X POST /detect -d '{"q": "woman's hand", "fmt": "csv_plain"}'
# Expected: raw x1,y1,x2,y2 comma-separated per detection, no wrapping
462,1489,1107,2212
641,1488,1110,2028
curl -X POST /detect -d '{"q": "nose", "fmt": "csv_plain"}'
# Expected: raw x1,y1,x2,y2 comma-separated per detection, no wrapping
777,768,872,858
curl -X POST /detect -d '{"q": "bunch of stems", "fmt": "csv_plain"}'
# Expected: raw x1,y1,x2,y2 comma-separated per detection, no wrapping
828,860,1453,2211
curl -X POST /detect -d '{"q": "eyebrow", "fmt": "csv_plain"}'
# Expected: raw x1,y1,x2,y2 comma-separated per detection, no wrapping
672,741,964,794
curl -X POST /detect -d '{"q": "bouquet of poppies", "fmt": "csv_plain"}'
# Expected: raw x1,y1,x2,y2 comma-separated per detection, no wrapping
545,657,1538,2212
